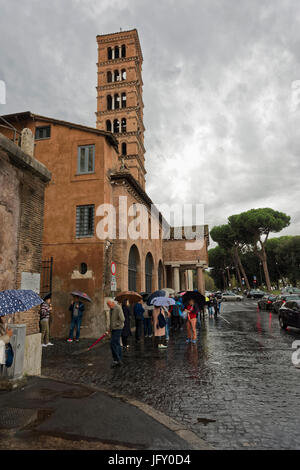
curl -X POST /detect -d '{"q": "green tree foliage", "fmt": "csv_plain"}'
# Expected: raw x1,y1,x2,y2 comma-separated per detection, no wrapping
229,208,290,291
204,271,216,292
208,246,232,290
210,224,250,289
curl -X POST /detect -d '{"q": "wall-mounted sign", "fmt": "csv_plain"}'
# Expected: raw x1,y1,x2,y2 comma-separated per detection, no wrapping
21,272,41,294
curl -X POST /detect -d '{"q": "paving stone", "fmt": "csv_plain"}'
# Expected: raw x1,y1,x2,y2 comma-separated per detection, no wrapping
41,302,300,449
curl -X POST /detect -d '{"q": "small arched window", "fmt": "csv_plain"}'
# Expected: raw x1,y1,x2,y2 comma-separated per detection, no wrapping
121,44,126,58
113,119,120,133
107,71,112,83
108,47,113,60
114,70,120,82
121,142,127,155
114,93,120,109
106,120,112,132
121,92,126,108
121,118,126,132
115,45,120,59
121,69,126,81
107,95,113,110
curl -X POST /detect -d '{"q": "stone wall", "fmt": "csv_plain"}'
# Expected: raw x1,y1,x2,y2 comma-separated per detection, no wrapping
0,133,51,375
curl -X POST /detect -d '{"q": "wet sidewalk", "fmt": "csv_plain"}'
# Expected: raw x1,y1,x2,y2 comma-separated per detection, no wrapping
0,375,211,450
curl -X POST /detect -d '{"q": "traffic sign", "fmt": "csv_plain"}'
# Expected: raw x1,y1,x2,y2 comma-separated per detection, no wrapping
111,274,117,291
111,262,116,276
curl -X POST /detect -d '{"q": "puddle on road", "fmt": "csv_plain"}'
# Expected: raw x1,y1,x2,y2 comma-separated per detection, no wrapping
197,417,216,425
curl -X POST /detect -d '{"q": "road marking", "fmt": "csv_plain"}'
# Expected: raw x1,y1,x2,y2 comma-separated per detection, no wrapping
218,314,231,324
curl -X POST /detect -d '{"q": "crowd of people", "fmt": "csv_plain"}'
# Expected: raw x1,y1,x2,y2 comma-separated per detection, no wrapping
106,293,223,368
36,291,222,370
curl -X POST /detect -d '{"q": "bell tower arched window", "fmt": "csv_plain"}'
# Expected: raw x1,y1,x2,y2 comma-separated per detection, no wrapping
107,95,112,110
107,71,112,83
114,70,120,82
107,47,112,60
113,119,120,133
121,92,126,108
121,142,127,155
114,94,120,109
121,118,126,133
106,120,112,132
114,45,120,59
121,69,126,81
121,44,126,58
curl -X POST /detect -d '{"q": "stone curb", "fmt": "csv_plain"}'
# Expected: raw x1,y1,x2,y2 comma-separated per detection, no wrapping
40,374,213,450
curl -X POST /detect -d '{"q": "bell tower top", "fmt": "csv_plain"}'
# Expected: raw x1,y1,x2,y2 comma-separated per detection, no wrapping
96,29,146,188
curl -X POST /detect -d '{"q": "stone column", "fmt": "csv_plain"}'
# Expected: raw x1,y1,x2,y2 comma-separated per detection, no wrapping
196,265,205,294
187,270,193,290
180,270,186,291
172,265,180,292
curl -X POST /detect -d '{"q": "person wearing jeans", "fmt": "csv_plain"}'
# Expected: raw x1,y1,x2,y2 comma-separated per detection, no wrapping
134,300,145,342
107,299,125,367
143,303,153,338
162,306,171,342
68,296,85,342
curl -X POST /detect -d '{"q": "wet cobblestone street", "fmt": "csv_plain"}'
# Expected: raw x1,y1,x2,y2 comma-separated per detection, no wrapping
42,300,300,450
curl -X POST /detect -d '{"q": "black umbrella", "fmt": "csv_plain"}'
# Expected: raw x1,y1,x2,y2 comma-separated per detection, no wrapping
139,292,149,301
182,291,206,308
146,290,167,306
71,291,92,302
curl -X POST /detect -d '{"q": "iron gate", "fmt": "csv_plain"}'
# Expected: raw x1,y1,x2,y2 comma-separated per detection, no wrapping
40,257,53,297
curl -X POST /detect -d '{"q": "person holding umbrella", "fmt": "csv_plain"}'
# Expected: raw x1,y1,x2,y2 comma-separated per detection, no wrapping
133,298,145,343
185,299,198,344
150,296,175,349
67,295,85,343
39,293,54,347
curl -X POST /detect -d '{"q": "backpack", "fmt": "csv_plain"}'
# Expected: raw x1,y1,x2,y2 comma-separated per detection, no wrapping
172,304,180,317
5,343,14,368
157,312,167,329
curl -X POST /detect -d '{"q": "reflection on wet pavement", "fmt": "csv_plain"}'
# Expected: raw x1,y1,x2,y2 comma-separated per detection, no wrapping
43,301,300,449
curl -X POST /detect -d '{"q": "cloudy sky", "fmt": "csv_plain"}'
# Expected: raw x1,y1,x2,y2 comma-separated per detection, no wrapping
1,0,300,239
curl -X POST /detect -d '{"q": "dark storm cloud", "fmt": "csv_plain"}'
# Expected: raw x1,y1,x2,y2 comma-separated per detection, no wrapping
1,0,300,236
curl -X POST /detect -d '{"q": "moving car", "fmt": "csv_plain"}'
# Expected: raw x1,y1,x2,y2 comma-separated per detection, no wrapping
222,291,243,301
279,300,300,330
272,294,300,313
258,295,277,311
246,289,265,299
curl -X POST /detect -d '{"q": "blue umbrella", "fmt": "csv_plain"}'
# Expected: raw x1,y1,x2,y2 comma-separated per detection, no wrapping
151,297,175,307
0,290,43,317
146,290,167,306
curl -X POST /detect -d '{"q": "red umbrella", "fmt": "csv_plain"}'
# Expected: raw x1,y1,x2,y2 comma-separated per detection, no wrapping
88,333,108,350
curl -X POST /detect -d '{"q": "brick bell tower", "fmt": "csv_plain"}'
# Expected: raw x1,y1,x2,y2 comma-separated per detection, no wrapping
96,29,146,188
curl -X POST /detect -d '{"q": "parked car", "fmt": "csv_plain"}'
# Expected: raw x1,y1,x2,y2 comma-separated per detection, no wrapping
281,287,300,295
258,295,277,311
214,291,223,300
222,291,243,301
247,289,265,299
279,300,300,330
273,294,300,313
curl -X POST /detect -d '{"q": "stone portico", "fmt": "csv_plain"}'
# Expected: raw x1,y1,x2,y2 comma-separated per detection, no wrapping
163,226,209,294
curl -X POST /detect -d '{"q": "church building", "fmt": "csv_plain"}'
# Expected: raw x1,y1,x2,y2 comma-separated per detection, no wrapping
0,29,208,338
